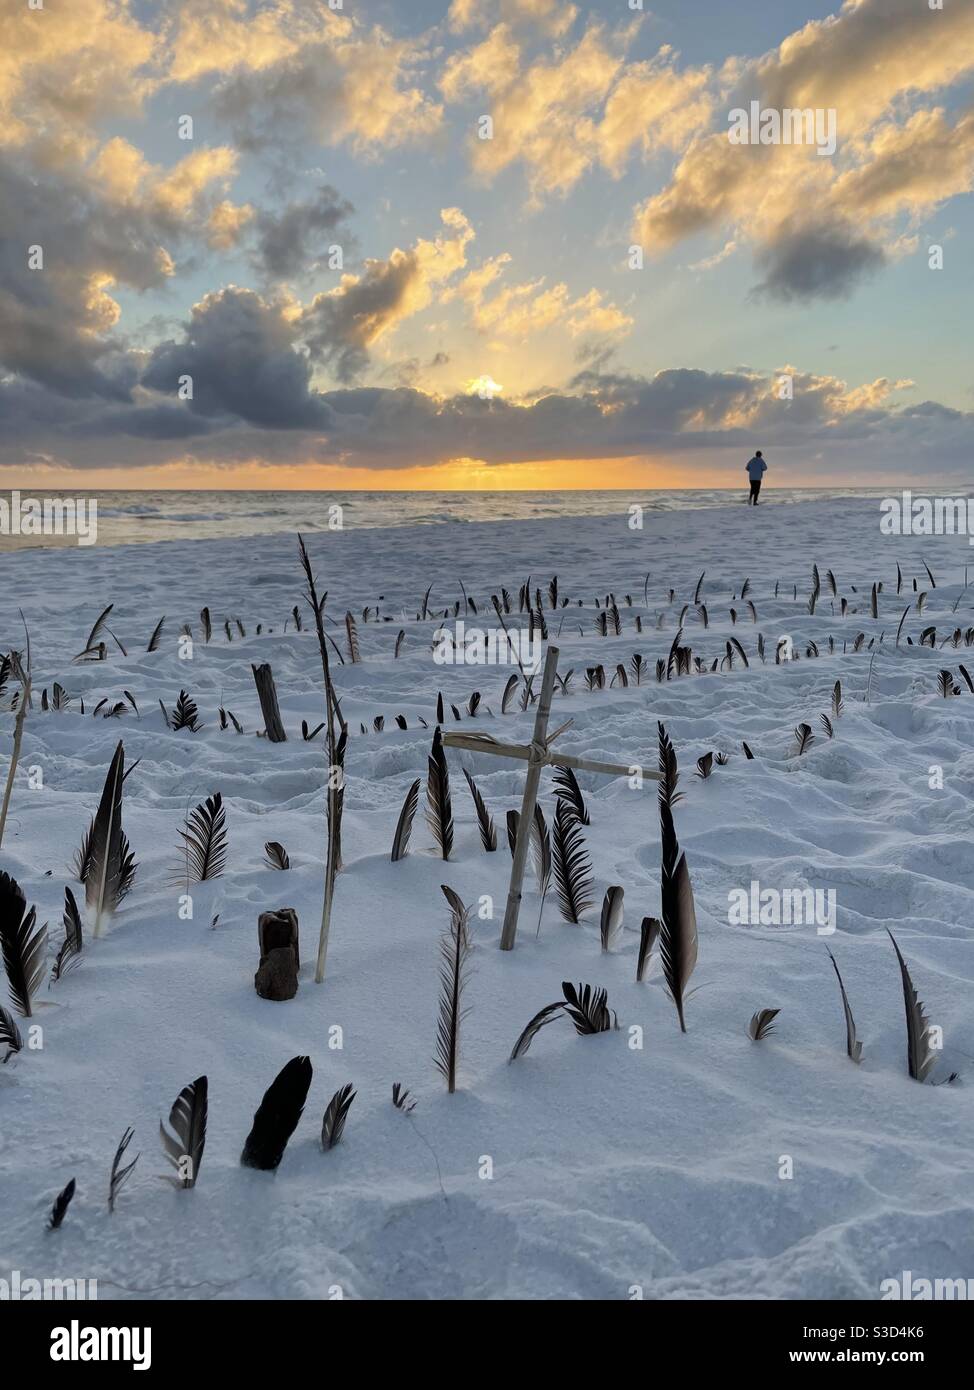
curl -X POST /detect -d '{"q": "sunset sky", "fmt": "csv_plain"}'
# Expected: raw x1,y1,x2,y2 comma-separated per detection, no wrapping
2,0,973,490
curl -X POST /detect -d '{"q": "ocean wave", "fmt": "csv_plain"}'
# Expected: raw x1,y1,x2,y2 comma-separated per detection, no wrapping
98,507,234,522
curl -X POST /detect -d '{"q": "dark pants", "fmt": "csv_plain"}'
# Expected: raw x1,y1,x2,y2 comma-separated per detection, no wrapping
749,479,762,505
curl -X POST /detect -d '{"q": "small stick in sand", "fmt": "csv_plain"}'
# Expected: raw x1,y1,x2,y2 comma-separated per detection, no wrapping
0,672,31,851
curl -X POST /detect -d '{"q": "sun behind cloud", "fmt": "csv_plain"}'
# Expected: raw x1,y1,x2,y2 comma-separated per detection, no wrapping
465,375,504,400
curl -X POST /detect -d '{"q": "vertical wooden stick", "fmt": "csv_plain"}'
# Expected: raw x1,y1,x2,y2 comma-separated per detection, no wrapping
297,536,345,984
500,645,558,951
0,675,31,850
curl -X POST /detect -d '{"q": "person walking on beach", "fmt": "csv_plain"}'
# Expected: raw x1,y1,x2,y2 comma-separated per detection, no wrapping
746,450,767,505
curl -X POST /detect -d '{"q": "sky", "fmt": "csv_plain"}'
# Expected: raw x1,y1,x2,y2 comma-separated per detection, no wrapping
1,0,973,491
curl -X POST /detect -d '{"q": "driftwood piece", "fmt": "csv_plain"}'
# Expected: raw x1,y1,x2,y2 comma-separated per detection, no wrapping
255,948,298,1001
252,663,287,742
259,907,299,969
255,907,299,1000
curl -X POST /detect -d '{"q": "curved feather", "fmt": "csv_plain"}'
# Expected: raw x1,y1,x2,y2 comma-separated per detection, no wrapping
561,980,615,1035
506,808,519,855
321,1084,356,1149
552,765,590,825
501,673,519,714
0,870,47,1017
263,840,290,870
50,885,83,983
86,740,126,936
636,916,660,982
391,778,420,861
887,930,936,1081
509,1001,564,1061
600,885,624,952
84,603,113,654
826,947,863,1063
160,1074,208,1187
147,616,166,652
109,1126,140,1213
463,768,497,851
48,1177,76,1230
748,1007,780,1040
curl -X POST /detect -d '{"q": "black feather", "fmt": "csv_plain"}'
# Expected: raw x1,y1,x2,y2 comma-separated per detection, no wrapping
532,803,552,931
86,740,129,936
657,723,697,1032
0,1003,22,1061
463,768,497,851
509,1001,565,1061
176,793,228,883
561,981,616,1035
0,870,47,1017
425,727,454,860
551,797,594,923
886,931,936,1082
169,690,203,731
147,616,165,652
321,1084,356,1149
637,916,660,982
506,808,519,855
109,1126,139,1213
794,722,814,754
600,885,624,952
391,778,420,861
391,1081,416,1112
48,1178,76,1230
50,885,83,983
552,765,590,824
241,1057,312,1170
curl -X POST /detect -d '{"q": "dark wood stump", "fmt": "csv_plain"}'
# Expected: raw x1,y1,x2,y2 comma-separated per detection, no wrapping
255,948,298,1001
255,907,299,1000
252,662,287,742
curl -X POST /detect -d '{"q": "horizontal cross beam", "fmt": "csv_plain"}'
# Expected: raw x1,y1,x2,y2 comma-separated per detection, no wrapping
441,731,661,782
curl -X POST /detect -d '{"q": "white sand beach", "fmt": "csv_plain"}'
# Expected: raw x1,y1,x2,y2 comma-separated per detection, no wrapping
1,496,972,1300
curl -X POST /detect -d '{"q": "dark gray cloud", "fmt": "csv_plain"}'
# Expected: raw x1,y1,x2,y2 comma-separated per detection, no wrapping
300,252,421,383
752,221,886,303
0,152,170,400
3,363,974,478
2,281,972,477
142,287,333,430
252,185,354,279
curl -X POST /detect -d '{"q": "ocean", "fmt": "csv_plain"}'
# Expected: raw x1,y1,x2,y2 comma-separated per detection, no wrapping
2,486,896,551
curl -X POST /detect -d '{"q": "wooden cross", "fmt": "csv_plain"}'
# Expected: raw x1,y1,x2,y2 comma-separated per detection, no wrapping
442,645,659,950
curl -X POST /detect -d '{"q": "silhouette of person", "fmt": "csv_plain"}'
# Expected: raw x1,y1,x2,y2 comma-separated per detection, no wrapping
746,450,767,505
